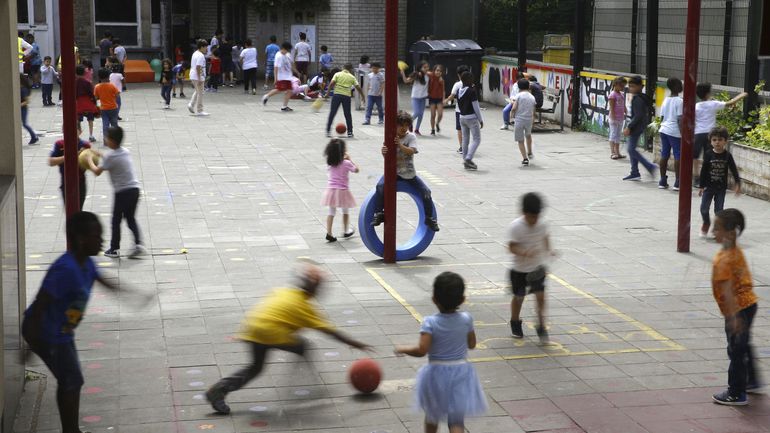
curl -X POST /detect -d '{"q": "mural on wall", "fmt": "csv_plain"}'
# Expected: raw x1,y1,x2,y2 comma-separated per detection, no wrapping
481,58,519,106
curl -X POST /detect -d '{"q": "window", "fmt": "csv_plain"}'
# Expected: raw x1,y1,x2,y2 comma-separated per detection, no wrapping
152,0,160,24
17,0,28,24
93,0,140,46
33,0,46,25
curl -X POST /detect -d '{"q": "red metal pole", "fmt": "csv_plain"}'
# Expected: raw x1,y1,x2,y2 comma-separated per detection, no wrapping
383,0,398,262
60,0,79,242
677,0,701,252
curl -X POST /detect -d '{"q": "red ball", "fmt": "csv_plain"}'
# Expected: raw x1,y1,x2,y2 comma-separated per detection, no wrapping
348,358,382,394
336,123,347,134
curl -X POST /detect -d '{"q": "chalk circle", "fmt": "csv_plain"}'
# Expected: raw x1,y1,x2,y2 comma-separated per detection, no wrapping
186,369,203,375
189,381,205,387
88,342,105,348
84,387,103,394
250,421,269,427
86,363,102,370
324,351,339,357
294,389,310,396
82,415,102,423
357,177,437,261
193,394,205,400
249,405,268,412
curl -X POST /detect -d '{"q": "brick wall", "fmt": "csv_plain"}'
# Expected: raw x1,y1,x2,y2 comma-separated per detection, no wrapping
74,0,93,51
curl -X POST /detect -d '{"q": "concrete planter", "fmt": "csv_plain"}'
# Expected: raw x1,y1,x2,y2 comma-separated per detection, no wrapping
730,142,770,201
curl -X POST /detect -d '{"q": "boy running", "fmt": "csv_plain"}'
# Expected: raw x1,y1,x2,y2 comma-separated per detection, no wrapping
511,78,536,166
262,42,297,112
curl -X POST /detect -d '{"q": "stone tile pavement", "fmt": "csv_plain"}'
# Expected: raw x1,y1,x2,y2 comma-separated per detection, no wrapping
15,81,770,433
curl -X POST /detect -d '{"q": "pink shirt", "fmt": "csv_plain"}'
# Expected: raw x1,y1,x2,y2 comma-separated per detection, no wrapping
327,160,356,189
84,68,93,83
609,91,625,122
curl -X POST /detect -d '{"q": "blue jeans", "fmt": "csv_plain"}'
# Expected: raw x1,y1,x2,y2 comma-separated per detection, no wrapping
726,303,758,396
626,133,654,176
374,176,434,218
101,108,119,139
21,106,37,142
502,102,513,125
161,84,172,105
411,97,426,131
700,187,726,227
365,95,383,123
326,94,352,134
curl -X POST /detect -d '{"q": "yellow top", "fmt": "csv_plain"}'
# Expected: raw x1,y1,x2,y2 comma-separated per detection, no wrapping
712,247,757,316
240,287,334,345
18,37,24,62
331,70,358,97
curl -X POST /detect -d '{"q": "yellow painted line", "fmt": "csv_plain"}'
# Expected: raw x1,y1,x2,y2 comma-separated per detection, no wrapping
365,268,423,322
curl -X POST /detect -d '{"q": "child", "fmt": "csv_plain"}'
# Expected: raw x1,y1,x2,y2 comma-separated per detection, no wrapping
262,42,297,111
501,72,524,130
205,262,372,415
293,32,312,83
511,78,536,166
239,39,258,94
445,65,469,153
21,211,127,433
82,59,94,83
658,77,683,190
49,123,91,210
457,71,483,170
694,83,747,186
371,110,439,231
401,61,430,135
20,74,39,145
363,62,384,125
699,126,741,238
428,64,445,135
263,35,280,90
75,65,98,142
159,58,173,108
357,55,371,74
324,63,364,138
172,60,187,98
709,209,761,405
607,77,627,159
108,58,125,120
319,45,333,70
508,192,554,342
321,139,359,242
395,272,487,433
40,56,58,106
88,126,145,258
207,49,221,92
93,68,120,141
622,75,656,181
299,68,328,99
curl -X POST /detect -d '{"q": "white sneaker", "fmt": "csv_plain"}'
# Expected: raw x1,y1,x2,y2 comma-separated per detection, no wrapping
129,244,147,259
499,124,509,130
197,112,210,116
163,104,170,110
187,103,194,113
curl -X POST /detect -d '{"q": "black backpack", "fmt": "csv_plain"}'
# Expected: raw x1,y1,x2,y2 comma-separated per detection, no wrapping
531,82,544,109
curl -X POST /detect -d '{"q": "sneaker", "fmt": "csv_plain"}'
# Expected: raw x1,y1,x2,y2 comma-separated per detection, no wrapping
536,325,550,344
252,89,256,95
187,103,194,113
457,147,463,153
528,153,534,160
343,229,356,238
205,388,231,414
746,382,764,394
118,116,124,121
362,121,371,125
263,84,269,90
500,124,509,130
325,131,331,138
103,249,119,258
89,136,96,143
377,120,384,125
464,160,477,170
623,174,641,181
163,104,170,110
280,106,293,112
371,212,385,227
658,176,669,189
436,124,441,132
262,95,268,106
510,320,523,338
347,132,354,138
179,93,186,98
522,159,529,166
712,389,747,406
672,180,680,191
325,234,337,243
229,83,234,88
172,93,176,98
430,130,435,136
28,137,40,145
197,112,210,116
414,130,422,136
129,244,147,259
425,218,440,232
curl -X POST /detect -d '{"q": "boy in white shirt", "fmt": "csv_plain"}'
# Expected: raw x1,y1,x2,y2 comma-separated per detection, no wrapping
363,62,385,125
262,42,297,112
658,77,683,190
40,56,58,106
694,83,747,185
444,64,470,153
293,32,312,83
511,79,537,166
107,57,125,120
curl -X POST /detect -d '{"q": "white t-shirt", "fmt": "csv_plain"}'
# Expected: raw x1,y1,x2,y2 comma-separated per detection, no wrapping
100,147,140,192
513,92,537,124
509,82,520,102
508,216,549,273
240,47,258,70
451,81,463,113
294,41,311,62
411,74,429,98
109,73,123,93
190,50,207,81
274,51,293,81
659,96,683,137
695,100,726,134
114,46,127,63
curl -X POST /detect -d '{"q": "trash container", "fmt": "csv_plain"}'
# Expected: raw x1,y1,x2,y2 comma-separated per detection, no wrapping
408,39,484,97
542,34,571,65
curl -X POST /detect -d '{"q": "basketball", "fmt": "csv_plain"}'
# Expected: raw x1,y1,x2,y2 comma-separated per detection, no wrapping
348,358,381,394
336,123,347,135
397,60,408,71
78,148,100,171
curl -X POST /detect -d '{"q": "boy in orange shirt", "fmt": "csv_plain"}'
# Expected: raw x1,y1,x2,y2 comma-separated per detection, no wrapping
710,208,762,405
94,68,120,141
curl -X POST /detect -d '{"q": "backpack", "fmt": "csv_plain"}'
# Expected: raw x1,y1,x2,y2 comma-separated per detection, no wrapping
530,82,544,108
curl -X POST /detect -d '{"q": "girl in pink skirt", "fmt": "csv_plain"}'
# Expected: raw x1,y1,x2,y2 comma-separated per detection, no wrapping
322,139,359,242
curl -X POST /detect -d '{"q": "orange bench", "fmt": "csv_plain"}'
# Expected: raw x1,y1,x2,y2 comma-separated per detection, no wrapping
123,60,155,83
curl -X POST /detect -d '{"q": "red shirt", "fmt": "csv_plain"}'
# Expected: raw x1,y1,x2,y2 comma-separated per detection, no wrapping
210,58,221,74
175,47,184,63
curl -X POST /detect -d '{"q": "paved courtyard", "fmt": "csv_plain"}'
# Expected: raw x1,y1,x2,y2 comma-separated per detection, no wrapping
15,82,770,433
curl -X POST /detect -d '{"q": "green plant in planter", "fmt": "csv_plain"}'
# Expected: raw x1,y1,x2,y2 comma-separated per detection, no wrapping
745,105,770,150
714,91,748,139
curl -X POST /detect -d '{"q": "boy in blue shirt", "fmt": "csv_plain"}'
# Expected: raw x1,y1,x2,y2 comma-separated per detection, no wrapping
319,45,333,70
264,35,280,89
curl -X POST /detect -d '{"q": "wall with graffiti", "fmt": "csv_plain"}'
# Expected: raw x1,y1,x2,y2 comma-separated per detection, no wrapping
481,56,573,127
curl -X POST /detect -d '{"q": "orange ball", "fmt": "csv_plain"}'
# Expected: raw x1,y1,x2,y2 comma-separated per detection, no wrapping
336,123,347,135
348,358,382,394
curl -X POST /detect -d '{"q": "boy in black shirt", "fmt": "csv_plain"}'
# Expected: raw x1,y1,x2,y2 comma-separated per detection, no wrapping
699,126,741,238
622,75,656,181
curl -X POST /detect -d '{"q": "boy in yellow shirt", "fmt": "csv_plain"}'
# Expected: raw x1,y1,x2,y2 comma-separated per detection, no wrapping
710,208,761,405
206,263,372,414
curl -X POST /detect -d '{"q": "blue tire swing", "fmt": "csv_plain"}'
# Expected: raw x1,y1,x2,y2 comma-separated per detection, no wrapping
358,176,437,261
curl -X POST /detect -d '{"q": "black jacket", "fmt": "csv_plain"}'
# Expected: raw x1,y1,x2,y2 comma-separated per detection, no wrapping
627,93,651,136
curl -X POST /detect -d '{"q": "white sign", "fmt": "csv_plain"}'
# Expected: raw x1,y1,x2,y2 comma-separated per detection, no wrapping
290,25,316,62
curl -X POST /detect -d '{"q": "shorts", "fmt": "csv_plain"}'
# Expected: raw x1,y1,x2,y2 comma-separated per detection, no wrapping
429,97,443,105
660,132,681,160
608,120,623,143
266,64,274,78
510,268,546,297
222,60,235,74
514,121,533,142
455,112,461,131
275,80,292,91
296,61,309,75
694,133,710,159
78,112,95,122
22,318,84,391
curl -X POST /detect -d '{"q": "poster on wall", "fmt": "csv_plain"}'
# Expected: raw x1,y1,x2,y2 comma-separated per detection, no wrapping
290,24,316,62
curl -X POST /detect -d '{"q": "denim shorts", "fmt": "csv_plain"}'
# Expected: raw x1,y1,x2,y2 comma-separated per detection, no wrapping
660,132,681,160
608,120,623,143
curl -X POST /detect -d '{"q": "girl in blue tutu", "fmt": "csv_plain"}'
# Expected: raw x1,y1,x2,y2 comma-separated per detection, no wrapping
395,271,487,433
